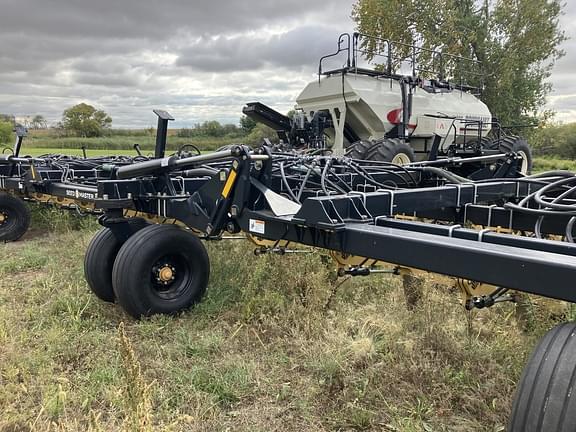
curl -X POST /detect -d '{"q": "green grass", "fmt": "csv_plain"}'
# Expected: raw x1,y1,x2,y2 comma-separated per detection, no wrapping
18,148,213,157
20,148,144,157
533,157,576,173
16,134,234,153
0,206,569,431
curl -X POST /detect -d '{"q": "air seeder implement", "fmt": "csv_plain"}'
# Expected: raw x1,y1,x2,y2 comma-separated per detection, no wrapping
0,136,575,429
244,33,532,174
0,35,573,431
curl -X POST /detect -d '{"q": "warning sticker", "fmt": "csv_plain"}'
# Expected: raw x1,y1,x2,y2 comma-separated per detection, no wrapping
249,219,265,235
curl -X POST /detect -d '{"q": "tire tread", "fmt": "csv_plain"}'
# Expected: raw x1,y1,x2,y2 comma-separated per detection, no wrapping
112,224,209,318
0,193,31,242
346,140,373,159
364,138,415,163
84,228,122,302
509,322,576,432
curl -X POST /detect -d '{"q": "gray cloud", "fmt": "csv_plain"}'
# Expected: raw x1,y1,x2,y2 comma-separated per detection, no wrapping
1,0,320,39
0,0,574,128
176,26,345,72
0,0,354,126
544,0,576,118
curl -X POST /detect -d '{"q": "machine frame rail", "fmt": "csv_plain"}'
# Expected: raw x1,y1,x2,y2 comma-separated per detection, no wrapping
1,143,574,308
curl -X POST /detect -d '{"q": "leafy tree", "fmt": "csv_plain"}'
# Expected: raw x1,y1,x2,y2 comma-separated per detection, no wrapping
200,120,225,137
240,115,257,134
0,121,13,145
352,0,566,126
177,122,242,139
245,123,278,146
223,123,240,136
62,103,112,137
31,115,47,130
0,114,14,124
177,127,194,138
531,123,576,159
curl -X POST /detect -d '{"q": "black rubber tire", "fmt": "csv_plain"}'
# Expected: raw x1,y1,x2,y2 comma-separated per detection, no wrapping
0,193,31,242
491,136,533,175
508,322,576,432
112,224,210,318
364,138,415,164
84,228,123,302
345,140,373,159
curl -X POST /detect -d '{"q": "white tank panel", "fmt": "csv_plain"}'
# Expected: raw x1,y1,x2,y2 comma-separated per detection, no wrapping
296,74,492,139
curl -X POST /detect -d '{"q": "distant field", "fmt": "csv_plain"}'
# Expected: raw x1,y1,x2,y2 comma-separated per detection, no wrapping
532,157,576,172
17,130,237,153
20,147,215,157
21,148,145,157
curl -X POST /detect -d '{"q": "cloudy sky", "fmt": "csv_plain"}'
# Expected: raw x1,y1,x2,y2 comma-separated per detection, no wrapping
546,0,576,123
0,0,574,128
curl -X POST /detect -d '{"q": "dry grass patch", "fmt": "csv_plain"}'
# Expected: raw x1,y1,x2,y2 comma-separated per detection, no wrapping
0,210,569,431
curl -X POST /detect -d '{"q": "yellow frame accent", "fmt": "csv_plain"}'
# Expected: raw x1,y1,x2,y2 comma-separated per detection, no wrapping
221,170,237,198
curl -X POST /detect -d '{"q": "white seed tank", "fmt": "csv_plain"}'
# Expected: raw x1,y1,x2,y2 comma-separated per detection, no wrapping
296,73,493,157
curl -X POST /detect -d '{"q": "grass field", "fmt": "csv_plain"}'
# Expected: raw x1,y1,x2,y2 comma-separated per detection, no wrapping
532,157,576,172
2,139,575,430
0,205,571,431
12,130,235,153
21,148,145,157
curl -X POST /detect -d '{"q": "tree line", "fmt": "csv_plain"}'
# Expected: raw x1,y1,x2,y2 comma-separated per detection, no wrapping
530,123,576,159
176,116,257,139
0,114,48,144
0,103,264,145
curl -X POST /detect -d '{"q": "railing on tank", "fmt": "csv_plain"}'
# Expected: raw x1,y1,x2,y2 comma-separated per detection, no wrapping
318,32,484,93
318,33,352,82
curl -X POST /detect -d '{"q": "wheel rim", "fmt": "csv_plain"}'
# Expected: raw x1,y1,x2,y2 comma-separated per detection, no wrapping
0,209,14,230
391,153,412,165
516,150,529,175
150,254,193,300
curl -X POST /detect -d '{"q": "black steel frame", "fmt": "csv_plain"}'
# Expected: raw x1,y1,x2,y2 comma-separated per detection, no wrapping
2,141,576,306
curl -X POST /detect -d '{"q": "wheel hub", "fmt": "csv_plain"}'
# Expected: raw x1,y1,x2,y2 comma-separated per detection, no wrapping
155,264,176,285
0,212,7,225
